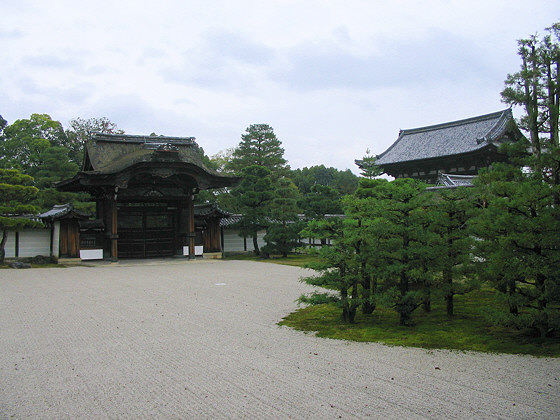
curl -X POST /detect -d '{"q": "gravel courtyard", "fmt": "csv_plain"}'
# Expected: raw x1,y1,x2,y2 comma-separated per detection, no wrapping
0,259,558,419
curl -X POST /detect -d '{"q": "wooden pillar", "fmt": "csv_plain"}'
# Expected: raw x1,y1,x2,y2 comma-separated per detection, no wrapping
110,195,118,261
187,193,195,259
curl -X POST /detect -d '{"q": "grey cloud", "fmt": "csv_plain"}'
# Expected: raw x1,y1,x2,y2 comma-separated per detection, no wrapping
202,30,274,66
161,30,274,90
0,29,23,39
274,30,497,91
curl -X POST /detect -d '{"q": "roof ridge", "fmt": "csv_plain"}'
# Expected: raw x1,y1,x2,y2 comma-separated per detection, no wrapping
92,133,196,143
400,109,510,136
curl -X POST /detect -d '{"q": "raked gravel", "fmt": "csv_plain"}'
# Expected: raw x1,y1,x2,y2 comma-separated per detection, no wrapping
0,259,558,419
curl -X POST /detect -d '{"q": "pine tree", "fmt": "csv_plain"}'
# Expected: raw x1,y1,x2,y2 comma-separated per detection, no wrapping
226,124,288,177
231,165,274,255
263,178,302,257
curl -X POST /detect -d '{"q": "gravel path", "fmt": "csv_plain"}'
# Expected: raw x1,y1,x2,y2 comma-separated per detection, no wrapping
0,259,558,419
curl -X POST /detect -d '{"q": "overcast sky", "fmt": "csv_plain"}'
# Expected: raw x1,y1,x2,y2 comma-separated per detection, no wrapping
2,1,559,173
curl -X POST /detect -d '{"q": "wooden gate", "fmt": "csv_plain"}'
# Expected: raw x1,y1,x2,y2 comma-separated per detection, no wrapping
60,220,80,258
117,205,176,258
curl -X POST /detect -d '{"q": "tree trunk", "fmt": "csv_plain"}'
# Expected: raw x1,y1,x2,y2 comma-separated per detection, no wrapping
0,229,8,265
422,285,432,313
444,267,453,316
252,233,260,255
508,281,518,315
360,261,375,314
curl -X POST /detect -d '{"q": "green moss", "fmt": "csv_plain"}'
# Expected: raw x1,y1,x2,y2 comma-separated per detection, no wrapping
279,289,560,357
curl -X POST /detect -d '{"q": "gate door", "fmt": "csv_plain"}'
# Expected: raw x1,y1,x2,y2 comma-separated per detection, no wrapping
117,205,175,258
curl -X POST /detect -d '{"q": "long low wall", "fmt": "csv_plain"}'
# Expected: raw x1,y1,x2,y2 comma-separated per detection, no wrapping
3,229,51,258
222,229,267,252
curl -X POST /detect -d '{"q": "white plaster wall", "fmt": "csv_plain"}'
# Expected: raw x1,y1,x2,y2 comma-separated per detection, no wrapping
3,232,17,258
52,221,60,258
223,229,266,252
17,230,51,257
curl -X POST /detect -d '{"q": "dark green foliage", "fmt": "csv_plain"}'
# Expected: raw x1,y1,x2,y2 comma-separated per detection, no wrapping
0,115,94,212
350,178,430,325
0,114,66,171
290,165,358,196
501,23,560,169
357,149,383,179
0,169,41,263
427,187,479,316
472,161,560,336
300,218,361,323
471,22,560,337
263,178,302,257
231,165,274,255
226,124,288,177
300,184,342,219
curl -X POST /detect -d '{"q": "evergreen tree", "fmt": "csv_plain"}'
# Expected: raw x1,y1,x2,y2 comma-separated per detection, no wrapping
231,165,274,255
0,169,41,264
227,124,289,253
263,178,302,257
427,187,479,316
473,161,560,336
358,178,429,325
501,22,560,181
226,124,288,177
300,217,361,323
472,22,560,337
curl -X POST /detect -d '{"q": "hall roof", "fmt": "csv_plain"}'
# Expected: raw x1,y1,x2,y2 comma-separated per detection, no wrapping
375,109,521,167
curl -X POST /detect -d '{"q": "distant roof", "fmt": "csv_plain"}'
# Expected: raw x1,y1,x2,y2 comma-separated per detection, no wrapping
194,202,233,219
376,109,520,166
220,213,345,228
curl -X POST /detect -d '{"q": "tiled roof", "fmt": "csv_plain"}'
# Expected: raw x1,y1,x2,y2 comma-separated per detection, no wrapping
85,133,209,174
437,173,476,186
58,133,239,191
37,204,89,221
425,174,476,190
376,109,518,166
194,202,233,218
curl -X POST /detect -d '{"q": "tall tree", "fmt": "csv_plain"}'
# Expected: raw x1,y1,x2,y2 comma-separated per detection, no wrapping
427,187,478,316
475,22,560,337
231,165,274,255
227,124,289,253
501,22,560,179
0,114,66,172
226,124,288,177
473,162,560,337
359,178,429,325
0,169,41,264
